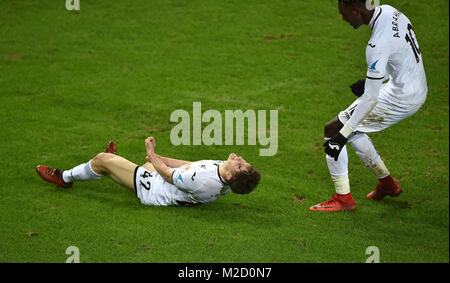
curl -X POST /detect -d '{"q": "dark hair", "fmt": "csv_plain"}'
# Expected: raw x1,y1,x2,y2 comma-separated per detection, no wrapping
229,166,261,194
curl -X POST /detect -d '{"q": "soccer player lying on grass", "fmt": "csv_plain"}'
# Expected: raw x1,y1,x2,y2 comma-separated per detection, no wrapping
36,137,261,206
312,0,427,212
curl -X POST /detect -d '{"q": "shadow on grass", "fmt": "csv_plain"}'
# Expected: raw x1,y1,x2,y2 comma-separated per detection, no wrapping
60,182,279,228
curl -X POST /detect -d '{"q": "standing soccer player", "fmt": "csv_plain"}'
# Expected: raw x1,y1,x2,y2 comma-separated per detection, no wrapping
310,0,427,211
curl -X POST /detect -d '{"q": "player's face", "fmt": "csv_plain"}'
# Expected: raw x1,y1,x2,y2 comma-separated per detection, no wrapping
226,153,251,176
338,3,364,29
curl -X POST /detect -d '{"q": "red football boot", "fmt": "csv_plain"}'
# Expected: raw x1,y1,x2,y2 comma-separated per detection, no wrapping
366,175,402,201
105,140,117,155
309,193,356,212
36,165,73,188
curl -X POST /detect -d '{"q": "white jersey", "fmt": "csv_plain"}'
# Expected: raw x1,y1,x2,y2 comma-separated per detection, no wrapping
346,5,428,131
134,160,231,206
366,5,427,105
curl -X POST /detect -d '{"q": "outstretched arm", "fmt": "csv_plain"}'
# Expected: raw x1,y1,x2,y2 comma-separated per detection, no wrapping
144,137,174,184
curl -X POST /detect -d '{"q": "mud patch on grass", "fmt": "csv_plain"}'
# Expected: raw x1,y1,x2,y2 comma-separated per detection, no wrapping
291,194,305,205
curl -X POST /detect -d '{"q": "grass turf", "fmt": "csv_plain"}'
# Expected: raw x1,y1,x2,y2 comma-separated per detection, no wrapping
0,0,448,262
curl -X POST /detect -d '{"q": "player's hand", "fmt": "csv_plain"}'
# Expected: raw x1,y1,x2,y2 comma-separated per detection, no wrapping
145,136,156,155
349,79,365,97
323,133,348,161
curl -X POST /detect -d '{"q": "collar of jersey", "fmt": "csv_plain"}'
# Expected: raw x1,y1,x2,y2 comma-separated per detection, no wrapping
216,164,228,185
369,6,382,29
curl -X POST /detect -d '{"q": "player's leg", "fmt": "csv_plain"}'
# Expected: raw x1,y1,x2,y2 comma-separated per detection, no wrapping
36,152,138,192
338,90,418,200
37,141,116,188
348,133,402,200
346,90,423,200
348,133,389,177
324,117,351,196
89,153,137,191
90,141,154,190
141,162,156,172
310,117,356,212
324,116,343,138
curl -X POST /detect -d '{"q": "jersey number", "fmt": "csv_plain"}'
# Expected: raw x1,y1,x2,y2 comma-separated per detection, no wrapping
140,171,153,190
405,23,421,63
140,181,151,190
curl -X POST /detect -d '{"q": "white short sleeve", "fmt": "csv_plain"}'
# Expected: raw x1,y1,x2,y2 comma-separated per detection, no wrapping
172,164,205,193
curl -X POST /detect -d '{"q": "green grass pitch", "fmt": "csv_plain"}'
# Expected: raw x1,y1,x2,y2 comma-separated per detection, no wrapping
0,0,448,263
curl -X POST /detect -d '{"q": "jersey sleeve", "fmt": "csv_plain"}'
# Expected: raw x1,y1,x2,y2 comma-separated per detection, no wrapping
366,43,389,81
171,166,206,193
345,41,390,130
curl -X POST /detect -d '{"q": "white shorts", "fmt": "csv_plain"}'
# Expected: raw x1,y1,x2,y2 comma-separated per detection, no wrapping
133,166,170,206
338,88,422,133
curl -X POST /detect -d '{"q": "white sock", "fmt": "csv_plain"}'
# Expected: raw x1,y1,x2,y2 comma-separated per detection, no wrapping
325,137,350,195
331,174,351,195
348,133,390,179
370,159,390,179
62,160,102,183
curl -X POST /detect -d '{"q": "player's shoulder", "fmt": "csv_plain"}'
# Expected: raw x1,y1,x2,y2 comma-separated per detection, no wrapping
193,160,224,168
188,160,224,181
367,5,403,52
371,5,397,33
376,5,400,22
199,160,228,185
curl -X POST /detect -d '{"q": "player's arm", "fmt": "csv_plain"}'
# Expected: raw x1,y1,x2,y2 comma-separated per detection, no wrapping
144,137,174,184
344,45,389,134
324,45,388,160
325,78,383,161
153,154,191,168
350,74,389,97
344,78,383,132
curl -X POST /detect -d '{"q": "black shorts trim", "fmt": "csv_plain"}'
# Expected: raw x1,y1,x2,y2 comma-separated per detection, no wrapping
171,170,175,184
366,76,384,80
133,166,140,196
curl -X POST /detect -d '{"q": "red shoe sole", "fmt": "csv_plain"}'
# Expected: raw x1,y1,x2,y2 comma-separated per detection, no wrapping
105,141,117,155
309,203,356,212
